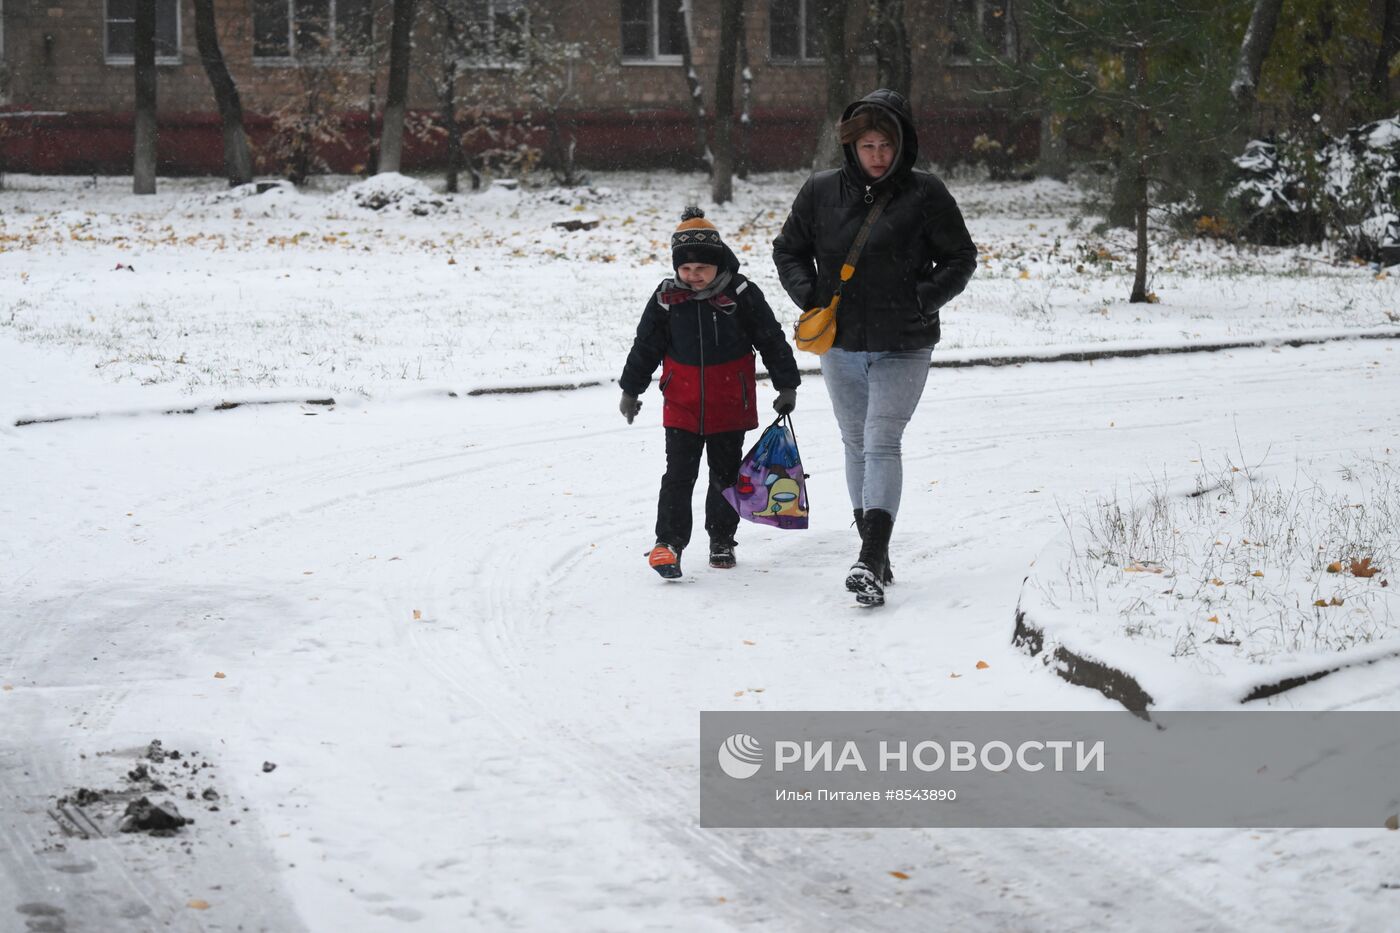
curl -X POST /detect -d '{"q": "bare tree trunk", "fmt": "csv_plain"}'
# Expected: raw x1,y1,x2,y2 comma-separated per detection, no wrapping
1037,109,1067,181
1229,0,1282,123
439,65,461,193
192,0,253,187
711,0,742,203
366,38,381,175
379,0,417,174
871,0,911,99
133,0,158,194
677,1,712,174
1373,0,1400,105
1299,2,1334,116
812,0,850,169
1129,44,1151,304
737,2,752,180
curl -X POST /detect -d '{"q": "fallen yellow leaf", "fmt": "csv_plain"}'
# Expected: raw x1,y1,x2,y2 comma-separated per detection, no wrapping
1207,615,1219,623
1251,570,1264,578
213,672,226,679
187,899,210,910
976,660,990,670
1326,561,1343,573
1313,599,1329,607
889,870,910,880
1210,578,1225,586
734,690,745,697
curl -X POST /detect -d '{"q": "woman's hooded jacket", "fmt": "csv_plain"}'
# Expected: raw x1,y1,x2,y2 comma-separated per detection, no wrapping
772,89,978,351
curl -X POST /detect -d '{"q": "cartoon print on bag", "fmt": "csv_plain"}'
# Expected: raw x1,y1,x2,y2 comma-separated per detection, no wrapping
762,471,808,520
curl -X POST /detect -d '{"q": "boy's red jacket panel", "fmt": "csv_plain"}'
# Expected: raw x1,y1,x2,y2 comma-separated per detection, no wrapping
619,272,801,435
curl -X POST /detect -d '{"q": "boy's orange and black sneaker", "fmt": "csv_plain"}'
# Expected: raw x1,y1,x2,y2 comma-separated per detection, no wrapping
709,539,736,569
648,541,683,579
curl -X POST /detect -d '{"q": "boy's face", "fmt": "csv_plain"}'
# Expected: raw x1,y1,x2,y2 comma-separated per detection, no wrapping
677,262,719,289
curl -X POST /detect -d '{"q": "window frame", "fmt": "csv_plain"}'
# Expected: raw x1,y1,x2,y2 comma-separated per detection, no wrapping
620,0,688,66
767,0,823,65
104,0,183,67
252,0,373,65
458,0,531,71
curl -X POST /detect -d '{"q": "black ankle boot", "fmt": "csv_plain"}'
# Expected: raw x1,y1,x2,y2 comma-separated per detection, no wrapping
846,508,894,606
853,508,894,585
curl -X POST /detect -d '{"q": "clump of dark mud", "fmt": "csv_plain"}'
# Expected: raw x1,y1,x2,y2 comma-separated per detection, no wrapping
119,797,191,836
56,788,104,807
53,739,226,841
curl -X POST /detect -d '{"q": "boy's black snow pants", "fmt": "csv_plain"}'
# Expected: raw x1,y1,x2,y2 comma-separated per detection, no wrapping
655,427,745,551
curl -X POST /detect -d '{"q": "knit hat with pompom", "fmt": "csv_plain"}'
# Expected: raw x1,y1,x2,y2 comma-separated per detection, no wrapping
671,206,726,270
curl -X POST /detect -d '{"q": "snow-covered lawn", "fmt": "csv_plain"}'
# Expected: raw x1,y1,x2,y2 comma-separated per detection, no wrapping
3,173,1398,930
1016,454,1400,709
2,170,1394,421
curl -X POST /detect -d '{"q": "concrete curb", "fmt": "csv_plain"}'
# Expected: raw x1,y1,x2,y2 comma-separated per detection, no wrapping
1012,577,1400,715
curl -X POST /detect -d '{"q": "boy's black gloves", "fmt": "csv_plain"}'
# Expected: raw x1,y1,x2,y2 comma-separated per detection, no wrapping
619,392,642,424
773,388,796,415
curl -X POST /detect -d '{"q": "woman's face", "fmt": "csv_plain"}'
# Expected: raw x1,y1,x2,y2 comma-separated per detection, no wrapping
855,130,895,180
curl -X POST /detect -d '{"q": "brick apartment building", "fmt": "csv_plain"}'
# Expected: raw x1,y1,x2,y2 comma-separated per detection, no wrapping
0,0,1035,175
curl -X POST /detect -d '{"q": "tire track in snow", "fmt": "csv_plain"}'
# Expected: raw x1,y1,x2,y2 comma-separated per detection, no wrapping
397,510,916,929
395,488,992,931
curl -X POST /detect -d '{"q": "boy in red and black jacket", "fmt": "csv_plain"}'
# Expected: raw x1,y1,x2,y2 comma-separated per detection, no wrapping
619,208,801,579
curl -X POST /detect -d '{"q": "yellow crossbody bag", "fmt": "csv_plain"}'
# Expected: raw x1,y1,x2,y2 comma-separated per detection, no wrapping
793,190,892,355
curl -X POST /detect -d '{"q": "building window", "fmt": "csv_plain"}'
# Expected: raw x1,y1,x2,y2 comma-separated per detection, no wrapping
947,0,1011,62
105,0,181,64
460,0,530,68
769,0,822,62
620,0,686,63
253,0,373,60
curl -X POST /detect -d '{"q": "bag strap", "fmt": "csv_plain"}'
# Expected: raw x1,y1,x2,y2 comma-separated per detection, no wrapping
782,413,811,491
778,412,799,452
769,413,810,484
833,189,893,299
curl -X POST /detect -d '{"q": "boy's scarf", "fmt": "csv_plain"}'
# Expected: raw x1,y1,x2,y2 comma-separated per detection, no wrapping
658,269,736,311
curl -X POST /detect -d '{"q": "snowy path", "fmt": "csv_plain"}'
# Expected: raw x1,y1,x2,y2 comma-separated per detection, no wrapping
3,340,1398,930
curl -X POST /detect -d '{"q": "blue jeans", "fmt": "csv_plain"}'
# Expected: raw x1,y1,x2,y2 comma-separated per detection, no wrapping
820,347,933,518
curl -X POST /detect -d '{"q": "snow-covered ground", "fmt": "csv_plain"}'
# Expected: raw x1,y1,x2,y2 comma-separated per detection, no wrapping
2,170,1395,420
3,173,1399,930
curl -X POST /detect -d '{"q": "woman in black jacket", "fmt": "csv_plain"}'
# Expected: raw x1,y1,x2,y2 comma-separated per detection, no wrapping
772,89,977,606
